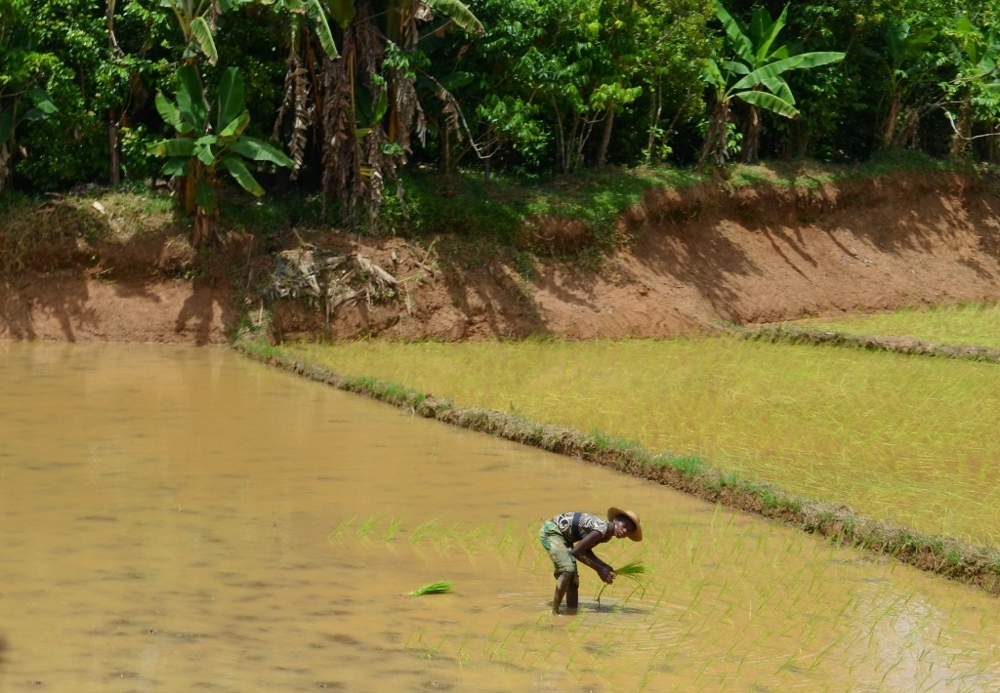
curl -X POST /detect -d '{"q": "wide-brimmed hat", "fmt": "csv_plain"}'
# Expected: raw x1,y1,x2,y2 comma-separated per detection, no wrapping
607,507,643,542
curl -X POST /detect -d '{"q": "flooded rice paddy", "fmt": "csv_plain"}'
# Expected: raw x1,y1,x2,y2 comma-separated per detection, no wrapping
287,338,1000,546
2,343,1000,691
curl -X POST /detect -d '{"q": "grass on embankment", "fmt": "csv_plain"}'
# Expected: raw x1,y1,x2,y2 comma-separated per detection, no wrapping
237,335,1000,597
0,149,966,278
383,150,959,261
786,301,1000,351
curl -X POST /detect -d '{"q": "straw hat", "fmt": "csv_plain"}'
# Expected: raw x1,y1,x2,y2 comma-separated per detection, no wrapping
607,507,643,542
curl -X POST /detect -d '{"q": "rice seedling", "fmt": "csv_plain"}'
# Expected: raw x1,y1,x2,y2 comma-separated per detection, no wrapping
407,581,453,597
409,517,441,544
596,559,649,606
327,516,355,543
356,512,382,539
382,516,404,542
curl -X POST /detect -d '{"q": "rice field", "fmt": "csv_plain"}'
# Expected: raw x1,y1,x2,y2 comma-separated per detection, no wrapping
14,342,1000,691
326,508,1000,692
285,337,1000,546
795,301,1000,349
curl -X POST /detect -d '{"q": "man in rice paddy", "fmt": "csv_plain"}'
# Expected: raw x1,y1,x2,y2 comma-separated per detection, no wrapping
539,507,642,615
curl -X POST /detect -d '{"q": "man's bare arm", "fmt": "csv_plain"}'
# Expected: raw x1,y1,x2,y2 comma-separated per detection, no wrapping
573,530,615,584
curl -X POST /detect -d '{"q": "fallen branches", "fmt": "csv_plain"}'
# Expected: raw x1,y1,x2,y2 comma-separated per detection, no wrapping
266,245,399,323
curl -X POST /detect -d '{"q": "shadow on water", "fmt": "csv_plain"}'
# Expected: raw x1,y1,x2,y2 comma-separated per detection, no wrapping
567,603,649,616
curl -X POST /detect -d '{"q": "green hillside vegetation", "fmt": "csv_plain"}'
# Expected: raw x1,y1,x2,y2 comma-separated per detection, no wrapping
3,0,1000,247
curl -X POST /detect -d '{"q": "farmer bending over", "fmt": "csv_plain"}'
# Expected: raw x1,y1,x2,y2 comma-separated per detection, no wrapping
539,507,642,615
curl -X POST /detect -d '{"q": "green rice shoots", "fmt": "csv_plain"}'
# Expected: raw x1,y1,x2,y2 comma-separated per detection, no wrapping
408,581,453,597
597,560,649,606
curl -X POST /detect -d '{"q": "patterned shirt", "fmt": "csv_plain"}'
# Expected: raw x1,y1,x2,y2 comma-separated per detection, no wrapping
549,512,611,545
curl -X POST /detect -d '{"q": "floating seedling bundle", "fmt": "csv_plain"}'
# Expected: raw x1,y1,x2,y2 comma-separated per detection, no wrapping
408,581,453,598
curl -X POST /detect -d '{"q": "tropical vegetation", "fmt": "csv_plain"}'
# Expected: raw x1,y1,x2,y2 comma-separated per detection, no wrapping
3,0,1000,241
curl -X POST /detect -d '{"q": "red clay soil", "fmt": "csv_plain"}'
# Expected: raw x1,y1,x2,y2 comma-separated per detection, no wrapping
3,170,1000,344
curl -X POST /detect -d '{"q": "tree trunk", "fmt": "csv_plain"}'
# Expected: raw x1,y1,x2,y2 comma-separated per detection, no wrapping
879,91,901,150
595,106,615,167
193,207,213,249
949,96,972,161
566,114,580,172
553,104,567,173
645,81,660,164
572,113,595,172
741,103,761,163
697,99,730,170
0,142,10,193
106,0,123,186
897,106,920,149
795,119,809,159
443,125,451,175
108,110,121,186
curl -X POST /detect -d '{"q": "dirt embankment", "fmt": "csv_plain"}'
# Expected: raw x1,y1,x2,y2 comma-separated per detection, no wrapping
3,170,1000,344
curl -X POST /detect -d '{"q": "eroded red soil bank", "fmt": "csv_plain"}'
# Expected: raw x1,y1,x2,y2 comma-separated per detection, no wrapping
2,171,998,343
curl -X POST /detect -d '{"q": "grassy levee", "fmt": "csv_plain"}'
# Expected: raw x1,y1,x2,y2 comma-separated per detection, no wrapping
789,302,1000,351
281,337,1000,542
738,324,1000,364
236,336,1000,597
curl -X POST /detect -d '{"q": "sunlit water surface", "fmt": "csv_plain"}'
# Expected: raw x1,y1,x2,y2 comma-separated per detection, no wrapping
1,343,999,692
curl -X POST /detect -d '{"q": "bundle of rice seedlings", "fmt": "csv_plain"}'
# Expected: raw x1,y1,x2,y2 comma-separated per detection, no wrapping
408,581,453,597
597,560,649,606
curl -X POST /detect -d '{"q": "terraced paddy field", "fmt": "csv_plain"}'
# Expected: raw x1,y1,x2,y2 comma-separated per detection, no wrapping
284,337,1000,547
795,302,1000,350
4,342,1000,692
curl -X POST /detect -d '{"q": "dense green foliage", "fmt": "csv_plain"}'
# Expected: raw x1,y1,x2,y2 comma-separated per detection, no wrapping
3,0,1000,229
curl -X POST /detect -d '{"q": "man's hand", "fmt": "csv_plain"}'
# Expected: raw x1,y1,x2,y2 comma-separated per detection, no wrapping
599,567,616,585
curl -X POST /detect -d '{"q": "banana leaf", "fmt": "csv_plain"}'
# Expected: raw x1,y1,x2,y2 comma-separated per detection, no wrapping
735,89,798,118
307,0,341,56
221,155,265,196
426,0,483,35
217,68,245,133
228,136,295,166
190,16,218,65
714,0,753,64
752,4,788,66
731,51,844,91
176,65,208,131
147,138,196,157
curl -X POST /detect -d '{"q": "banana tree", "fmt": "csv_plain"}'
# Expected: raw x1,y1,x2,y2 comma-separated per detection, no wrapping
314,0,482,228
875,20,939,150
158,0,228,66
0,87,57,193
263,0,352,180
0,0,58,192
943,16,1000,160
699,1,844,167
148,66,294,246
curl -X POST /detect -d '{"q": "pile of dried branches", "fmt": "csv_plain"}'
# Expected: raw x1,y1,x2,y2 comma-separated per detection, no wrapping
266,244,399,323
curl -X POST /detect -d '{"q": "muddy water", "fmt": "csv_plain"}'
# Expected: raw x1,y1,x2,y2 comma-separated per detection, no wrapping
2,344,999,692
